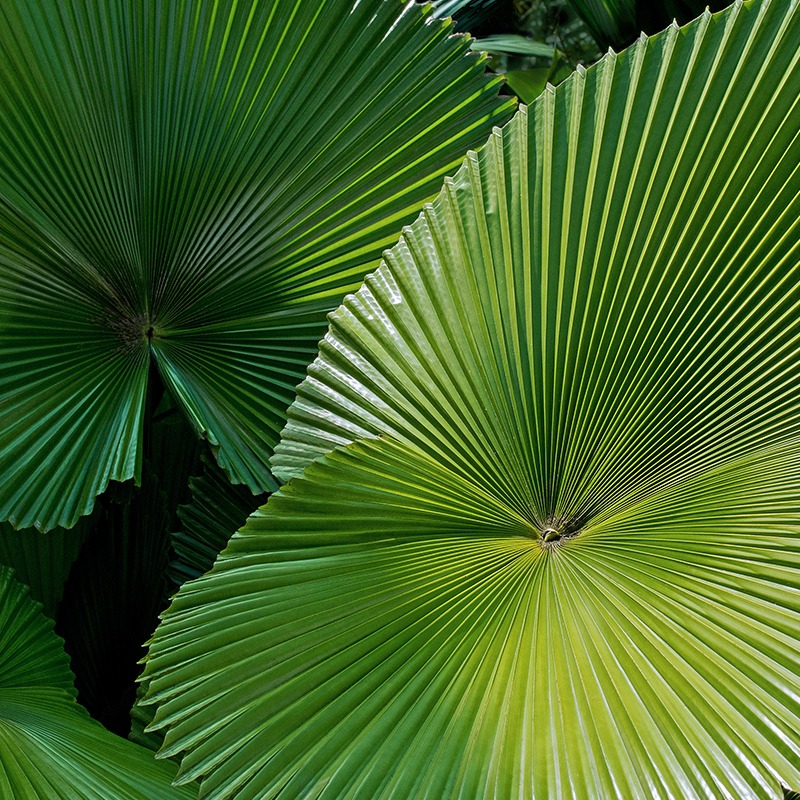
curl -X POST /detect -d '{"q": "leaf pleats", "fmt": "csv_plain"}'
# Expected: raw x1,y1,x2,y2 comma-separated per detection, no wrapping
0,567,195,798
147,1,800,797
0,0,513,531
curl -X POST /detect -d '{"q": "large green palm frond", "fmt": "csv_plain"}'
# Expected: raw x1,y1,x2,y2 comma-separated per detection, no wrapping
274,2,800,484
144,0,800,797
0,0,514,532
147,436,800,799
0,567,195,798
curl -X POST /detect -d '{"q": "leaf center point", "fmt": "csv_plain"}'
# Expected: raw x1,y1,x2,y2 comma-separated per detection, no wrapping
536,517,582,548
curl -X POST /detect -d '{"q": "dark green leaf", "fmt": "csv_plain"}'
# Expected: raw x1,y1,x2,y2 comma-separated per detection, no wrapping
0,0,515,531
565,0,638,49
0,520,88,618
170,456,268,585
0,567,194,798
56,469,171,736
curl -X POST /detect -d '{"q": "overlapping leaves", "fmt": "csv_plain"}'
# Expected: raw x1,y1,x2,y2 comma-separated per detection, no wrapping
144,1,800,797
0,567,194,798
0,0,513,531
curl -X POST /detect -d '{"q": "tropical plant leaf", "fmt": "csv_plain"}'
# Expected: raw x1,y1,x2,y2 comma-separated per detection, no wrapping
565,0,638,48
505,68,551,102
0,0,514,532
273,1,800,487
568,0,732,51
0,519,89,618
170,456,268,586
131,454,266,756
471,34,556,57
0,566,73,693
0,690,198,800
144,434,800,799
431,0,512,33
129,683,166,755
147,387,205,530
143,1,800,796
0,566,195,798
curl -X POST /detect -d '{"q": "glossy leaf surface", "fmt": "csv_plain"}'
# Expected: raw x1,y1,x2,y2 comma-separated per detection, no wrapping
149,1,800,797
0,0,513,531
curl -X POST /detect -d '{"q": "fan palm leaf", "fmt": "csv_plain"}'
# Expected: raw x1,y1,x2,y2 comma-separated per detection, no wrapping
0,519,88,618
144,1,800,797
170,456,268,586
0,0,513,531
0,566,195,798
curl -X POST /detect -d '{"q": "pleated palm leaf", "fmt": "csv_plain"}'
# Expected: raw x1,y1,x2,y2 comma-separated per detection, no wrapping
0,519,88,618
0,567,196,798
169,456,268,585
143,1,800,797
0,0,513,532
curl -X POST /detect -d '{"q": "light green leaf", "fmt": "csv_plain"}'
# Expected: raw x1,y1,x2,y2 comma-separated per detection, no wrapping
471,35,556,57
0,566,195,798
144,1,800,796
274,2,800,491
0,689,198,800
0,0,514,531
144,436,800,798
